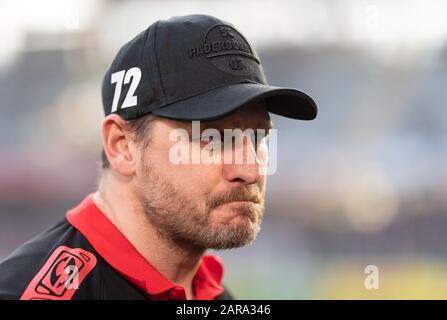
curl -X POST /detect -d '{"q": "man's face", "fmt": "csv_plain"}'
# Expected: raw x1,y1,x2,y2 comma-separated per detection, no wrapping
133,102,272,251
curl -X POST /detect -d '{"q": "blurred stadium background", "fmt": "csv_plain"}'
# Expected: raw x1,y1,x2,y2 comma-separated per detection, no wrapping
1,0,447,299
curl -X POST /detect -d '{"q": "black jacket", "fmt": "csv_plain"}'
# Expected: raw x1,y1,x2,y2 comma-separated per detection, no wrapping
0,195,233,300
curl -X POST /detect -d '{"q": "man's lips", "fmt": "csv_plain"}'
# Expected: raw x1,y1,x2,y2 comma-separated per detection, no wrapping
214,201,261,222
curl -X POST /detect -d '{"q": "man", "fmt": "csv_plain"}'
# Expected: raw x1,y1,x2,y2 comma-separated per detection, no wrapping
0,14,317,300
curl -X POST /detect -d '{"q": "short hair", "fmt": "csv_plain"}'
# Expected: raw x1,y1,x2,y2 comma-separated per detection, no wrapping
101,114,157,169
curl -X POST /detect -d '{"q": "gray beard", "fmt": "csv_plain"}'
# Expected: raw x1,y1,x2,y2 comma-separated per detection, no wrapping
134,167,264,253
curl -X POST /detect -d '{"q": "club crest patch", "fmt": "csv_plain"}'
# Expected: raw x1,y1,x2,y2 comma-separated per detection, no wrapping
20,246,97,300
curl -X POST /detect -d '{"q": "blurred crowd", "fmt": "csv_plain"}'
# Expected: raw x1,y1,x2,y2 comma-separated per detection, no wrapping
1,0,446,298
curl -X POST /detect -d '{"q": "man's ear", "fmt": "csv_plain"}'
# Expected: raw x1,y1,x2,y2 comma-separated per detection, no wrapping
102,114,137,176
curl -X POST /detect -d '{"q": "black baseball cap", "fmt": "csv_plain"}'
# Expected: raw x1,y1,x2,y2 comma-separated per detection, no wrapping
102,14,318,122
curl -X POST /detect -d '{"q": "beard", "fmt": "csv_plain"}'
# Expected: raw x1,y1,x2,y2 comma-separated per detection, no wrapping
134,164,265,252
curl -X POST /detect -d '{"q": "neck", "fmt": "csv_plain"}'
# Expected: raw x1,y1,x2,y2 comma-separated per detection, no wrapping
94,170,204,299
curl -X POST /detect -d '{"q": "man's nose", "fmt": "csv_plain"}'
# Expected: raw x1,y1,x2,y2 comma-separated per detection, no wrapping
222,139,261,185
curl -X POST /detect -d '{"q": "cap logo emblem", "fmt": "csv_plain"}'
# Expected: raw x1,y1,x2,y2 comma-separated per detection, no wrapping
188,25,260,76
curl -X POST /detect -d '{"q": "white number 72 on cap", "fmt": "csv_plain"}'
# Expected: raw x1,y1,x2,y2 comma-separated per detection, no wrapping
110,67,142,112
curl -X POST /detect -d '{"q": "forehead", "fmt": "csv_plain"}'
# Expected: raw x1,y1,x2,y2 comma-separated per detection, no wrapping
202,101,272,130
157,101,273,134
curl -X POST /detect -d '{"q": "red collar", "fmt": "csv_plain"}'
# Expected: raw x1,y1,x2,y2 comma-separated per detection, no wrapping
66,193,225,300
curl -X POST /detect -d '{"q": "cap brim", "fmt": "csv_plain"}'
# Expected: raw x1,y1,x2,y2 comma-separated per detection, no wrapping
151,82,318,121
